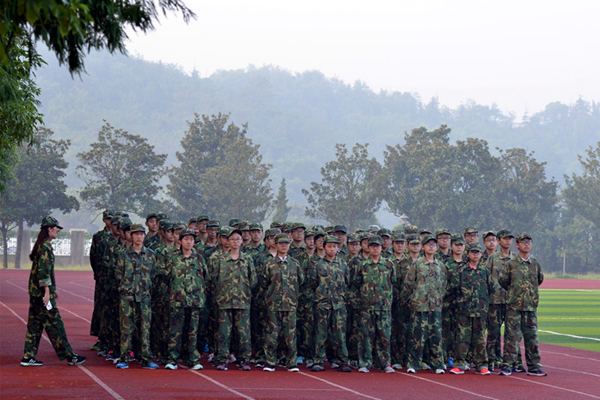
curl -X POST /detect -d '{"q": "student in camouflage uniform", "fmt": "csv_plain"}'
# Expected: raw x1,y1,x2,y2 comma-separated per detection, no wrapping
333,225,349,258
448,243,493,375
378,228,393,258
196,214,210,244
346,232,370,368
302,230,326,368
308,235,352,372
441,234,465,367
389,231,408,369
481,231,498,264
211,229,256,371
498,233,547,377
202,220,221,259
164,228,209,370
404,235,447,374
21,216,87,367
114,224,158,369
261,234,303,372
463,227,478,245
353,236,396,373
143,212,161,251
244,223,265,259
294,229,316,365
288,222,306,258
434,228,452,262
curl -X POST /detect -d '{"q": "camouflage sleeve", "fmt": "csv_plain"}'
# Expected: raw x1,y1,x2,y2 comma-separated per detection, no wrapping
115,251,125,284
248,256,258,292
403,261,417,297
537,261,544,286
37,243,53,287
307,259,318,290
261,262,271,289
298,258,305,288
350,261,362,291
498,263,510,291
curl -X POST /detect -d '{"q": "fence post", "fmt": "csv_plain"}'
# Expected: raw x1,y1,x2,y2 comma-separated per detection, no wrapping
18,230,31,267
70,229,86,266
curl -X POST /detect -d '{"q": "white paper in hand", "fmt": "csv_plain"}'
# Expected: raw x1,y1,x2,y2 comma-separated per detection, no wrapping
46,302,53,311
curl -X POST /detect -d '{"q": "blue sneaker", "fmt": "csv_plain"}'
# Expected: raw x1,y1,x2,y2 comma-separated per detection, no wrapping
527,368,547,377
143,362,159,369
116,361,129,369
512,365,526,373
203,344,209,353
447,358,454,368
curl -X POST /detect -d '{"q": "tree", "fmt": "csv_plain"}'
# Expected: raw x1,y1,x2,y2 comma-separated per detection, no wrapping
167,112,247,218
563,142,600,227
198,137,273,222
76,121,167,216
302,143,384,232
272,178,291,222
0,127,79,268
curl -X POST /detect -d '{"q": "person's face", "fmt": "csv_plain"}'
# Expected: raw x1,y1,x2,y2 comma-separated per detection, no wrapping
198,220,208,233
276,241,290,257
188,222,197,231
392,240,406,255
408,242,422,255
164,230,174,242
304,235,315,250
219,235,231,250
174,228,182,242
464,232,478,244
111,224,119,235
369,244,382,258
125,230,132,242
132,231,145,246
382,236,391,249
325,242,338,258
361,239,370,253
499,236,513,250
181,235,195,252
423,240,437,255
451,242,465,256
228,233,243,250
348,241,360,255
334,231,347,244
103,218,112,229
146,217,158,233
516,239,533,254
484,236,498,252
315,236,325,251
437,234,451,249
48,226,60,240
250,230,263,243
468,250,482,264
207,226,218,239
119,229,126,240
265,236,276,249
292,228,305,242
242,230,251,241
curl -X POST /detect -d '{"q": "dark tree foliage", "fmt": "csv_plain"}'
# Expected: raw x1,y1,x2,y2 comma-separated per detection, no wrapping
563,142,600,227
272,178,291,222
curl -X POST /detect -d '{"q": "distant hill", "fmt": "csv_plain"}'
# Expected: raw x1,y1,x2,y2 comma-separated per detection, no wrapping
36,50,600,210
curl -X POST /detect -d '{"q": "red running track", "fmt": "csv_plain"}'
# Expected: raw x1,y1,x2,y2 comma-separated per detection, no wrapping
1,270,599,400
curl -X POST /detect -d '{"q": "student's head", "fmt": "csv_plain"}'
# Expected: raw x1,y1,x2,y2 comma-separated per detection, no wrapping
392,231,407,255
515,233,533,254
180,228,197,251
145,213,158,233
466,242,483,264
333,225,348,245
360,233,371,254
197,215,209,233
497,229,514,250
275,234,291,256
368,235,383,258
314,231,326,251
249,223,263,243
482,231,497,252
130,224,146,245
227,229,243,250
435,228,451,250
419,229,432,240
421,235,437,255
291,222,306,243
264,228,280,249
463,227,479,244
304,230,316,250
451,234,466,255
324,235,339,259
407,234,422,254
207,220,220,239
347,234,361,256
378,228,392,249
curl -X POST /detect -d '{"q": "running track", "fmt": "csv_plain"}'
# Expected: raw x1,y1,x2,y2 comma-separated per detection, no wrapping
1,270,599,399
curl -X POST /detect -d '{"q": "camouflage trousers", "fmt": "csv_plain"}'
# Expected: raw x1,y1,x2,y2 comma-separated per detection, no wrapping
391,304,410,367
407,311,444,370
23,296,73,361
151,283,170,361
441,303,456,363
486,303,505,365
119,297,152,364
501,310,542,370
251,299,267,363
99,288,120,353
168,306,201,366
357,309,391,369
314,306,349,366
455,312,488,370
346,306,361,362
264,310,297,369
90,278,102,337
217,309,251,363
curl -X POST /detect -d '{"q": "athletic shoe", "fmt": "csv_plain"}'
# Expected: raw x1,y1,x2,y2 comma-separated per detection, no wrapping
421,362,431,370
90,340,101,351
297,356,304,365
227,353,237,364
288,366,300,372
527,368,547,377
488,364,495,372
68,354,87,366
276,359,286,368
340,364,352,373
392,364,402,370
191,363,203,370
255,362,264,368
383,366,395,373
20,357,43,366
513,365,526,373
129,351,136,362
349,360,359,369
216,363,228,371
263,365,275,372
476,368,491,375
239,361,251,371
499,369,511,376
106,352,116,362
311,364,325,372
97,349,107,357
165,363,177,370
207,353,214,363
358,367,369,373
447,357,454,368
406,368,416,373
143,362,159,370
449,367,464,375
330,362,340,369
116,361,129,369
435,369,445,374
305,359,314,368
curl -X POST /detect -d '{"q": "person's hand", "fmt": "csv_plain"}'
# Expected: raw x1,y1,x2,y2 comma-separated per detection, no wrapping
43,286,50,307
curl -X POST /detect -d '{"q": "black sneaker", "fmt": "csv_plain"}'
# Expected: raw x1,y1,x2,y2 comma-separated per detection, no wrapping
68,354,87,365
21,357,43,366
527,368,547,377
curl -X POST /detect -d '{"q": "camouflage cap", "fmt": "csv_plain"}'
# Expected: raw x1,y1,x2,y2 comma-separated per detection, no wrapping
207,219,220,228
130,224,146,234
347,233,360,243
435,228,451,238
324,235,340,244
179,227,197,239
197,214,210,222
120,212,130,218
324,226,334,234
227,228,243,239
174,221,187,230
367,225,380,233
120,217,132,230
291,222,306,231
110,215,121,225
466,242,483,252
188,217,199,224
229,218,241,227
157,213,169,221
333,225,348,234
219,226,234,237
314,230,327,239
103,209,115,219
407,234,421,245
249,222,263,231
419,228,432,236
451,234,466,245
281,223,291,232
159,220,173,231
41,216,63,230
421,234,437,245
377,228,392,238
275,233,291,244
496,229,514,239
238,221,250,231
463,226,478,235
392,231,406,242
312,224,325,231
264,228,281,238
404,224,419,234
360,233,371,242
368,235,383,246
516,233,533,242
305,229,316,238
270,221,283,228
482,230,496,240
145,212,158,221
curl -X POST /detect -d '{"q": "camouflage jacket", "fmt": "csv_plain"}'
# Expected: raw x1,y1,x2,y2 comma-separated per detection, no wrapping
101,235,121,289
152,243,176,298
434,249,452,263
499,255,544,311
89,228,109,279
115,246,157,302
211,252,257,310
243,243,265,260
295,250,315,304
449,262,493,318
143,233,161,251
347,253,368,309
166,248,208,308
28,241,56,299
203,244,220,261
388,253,407,306
486,251,513,304
352,257,396,311
444,257,465,308
289,243,306,258
308,255,349,310
261,255,303,312
404,258,447,312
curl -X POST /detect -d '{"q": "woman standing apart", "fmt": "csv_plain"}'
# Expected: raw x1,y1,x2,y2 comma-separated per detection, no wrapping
21,216,87,366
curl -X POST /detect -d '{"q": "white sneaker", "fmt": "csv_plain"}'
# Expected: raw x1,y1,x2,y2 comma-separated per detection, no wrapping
358,367,369,373
407,368,416,373
165,364,177,370
227,353,237,364
435,368,445,374
191,363,203,370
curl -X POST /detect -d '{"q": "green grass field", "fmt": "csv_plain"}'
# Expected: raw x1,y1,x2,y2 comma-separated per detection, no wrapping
537,289,600,352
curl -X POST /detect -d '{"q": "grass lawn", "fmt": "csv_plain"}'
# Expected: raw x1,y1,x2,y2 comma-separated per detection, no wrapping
537,289,600,352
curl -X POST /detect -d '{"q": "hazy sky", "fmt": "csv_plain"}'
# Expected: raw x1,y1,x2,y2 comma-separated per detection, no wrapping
126,0,599,116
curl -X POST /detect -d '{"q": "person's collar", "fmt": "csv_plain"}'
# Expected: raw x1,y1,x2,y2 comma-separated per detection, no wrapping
278,255,287,262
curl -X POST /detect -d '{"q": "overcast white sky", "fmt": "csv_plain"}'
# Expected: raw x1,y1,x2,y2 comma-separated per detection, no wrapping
125,0,599,117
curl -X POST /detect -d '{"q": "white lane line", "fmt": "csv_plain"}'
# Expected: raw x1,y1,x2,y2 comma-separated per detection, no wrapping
539,330,600,342
543,350,600,362
231,387,340,391
69,280,96,290
404,373,500,400
59,287,94,303
298,371,382,400
545,364,600,378
0,301,123,400
509,375,600,399
188,370,255,400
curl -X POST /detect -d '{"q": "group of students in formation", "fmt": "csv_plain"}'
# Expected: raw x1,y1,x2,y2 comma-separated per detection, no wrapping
20,210,547,378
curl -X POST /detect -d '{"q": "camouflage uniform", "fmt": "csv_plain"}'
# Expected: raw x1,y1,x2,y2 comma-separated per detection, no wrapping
89,226,110,337
99,233,120,354
294,249,315,361
115,245,156,365
486,250,512,367
150,242,174,361
308,254,350,367
499,249,544,371
346,253,367,364
442,256,463,364
165,248,208,366
404,257,447,371
144,233,161,252
390,253,410,367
